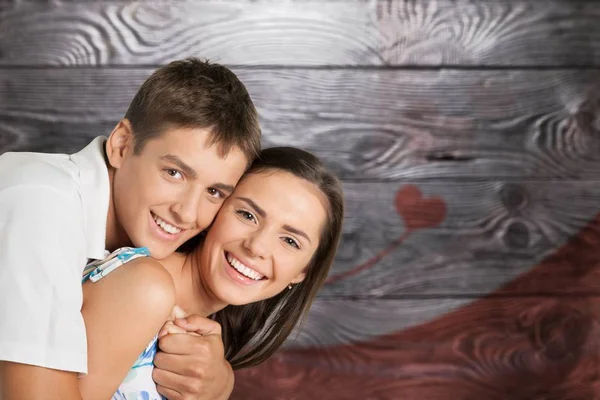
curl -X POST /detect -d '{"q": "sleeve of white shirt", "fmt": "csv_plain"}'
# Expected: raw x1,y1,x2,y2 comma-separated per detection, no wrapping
0,184,88,373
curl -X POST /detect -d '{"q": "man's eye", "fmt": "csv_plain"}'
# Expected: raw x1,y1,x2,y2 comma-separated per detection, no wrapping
208,188,225,198
166,169,183,180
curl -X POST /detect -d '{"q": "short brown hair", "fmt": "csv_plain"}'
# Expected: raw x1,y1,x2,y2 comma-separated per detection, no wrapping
125,58,261,165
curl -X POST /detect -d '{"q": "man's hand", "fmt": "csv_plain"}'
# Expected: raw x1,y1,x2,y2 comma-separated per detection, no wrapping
153,314,234,400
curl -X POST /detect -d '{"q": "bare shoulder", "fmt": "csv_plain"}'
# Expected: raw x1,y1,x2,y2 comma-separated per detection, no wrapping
83,256,176,319
117,256,175,302
80,256,176,398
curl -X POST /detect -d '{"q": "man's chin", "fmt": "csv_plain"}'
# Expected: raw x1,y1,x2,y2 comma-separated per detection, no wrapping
139,232,197,259
146,246,177,260
134,240,173,259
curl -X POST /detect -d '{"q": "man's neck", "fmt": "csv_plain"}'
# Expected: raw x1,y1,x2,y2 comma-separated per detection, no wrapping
104,163,131,253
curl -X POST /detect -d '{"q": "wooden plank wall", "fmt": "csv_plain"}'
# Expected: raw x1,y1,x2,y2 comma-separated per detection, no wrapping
2,1,600,398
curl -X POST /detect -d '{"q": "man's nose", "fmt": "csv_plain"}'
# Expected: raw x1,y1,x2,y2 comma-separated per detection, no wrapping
171,191,201,225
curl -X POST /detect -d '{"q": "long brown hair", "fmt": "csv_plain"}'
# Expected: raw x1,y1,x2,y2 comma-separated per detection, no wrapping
210,147,345,369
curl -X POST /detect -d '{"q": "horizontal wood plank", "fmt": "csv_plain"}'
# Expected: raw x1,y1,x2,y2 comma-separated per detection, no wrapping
1,68,599,180
1,0,600,66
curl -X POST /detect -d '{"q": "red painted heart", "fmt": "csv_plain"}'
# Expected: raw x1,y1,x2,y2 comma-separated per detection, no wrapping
395,184,447,231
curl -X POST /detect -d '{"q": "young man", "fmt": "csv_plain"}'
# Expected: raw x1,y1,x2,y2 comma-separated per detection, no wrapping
0,58,262,399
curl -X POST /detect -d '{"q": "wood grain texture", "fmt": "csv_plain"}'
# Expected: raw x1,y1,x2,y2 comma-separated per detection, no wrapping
1,0,600,66
284,179,600,347
236,298,600,399
328,180,599,294
1,68,599,180
3,1,600,398
233,211,600,398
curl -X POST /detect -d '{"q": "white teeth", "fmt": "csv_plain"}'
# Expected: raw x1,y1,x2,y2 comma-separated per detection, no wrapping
152,213,182,234
226,253,264,281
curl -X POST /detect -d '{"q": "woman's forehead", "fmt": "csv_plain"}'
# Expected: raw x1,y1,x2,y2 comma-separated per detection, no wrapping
232,171,328,239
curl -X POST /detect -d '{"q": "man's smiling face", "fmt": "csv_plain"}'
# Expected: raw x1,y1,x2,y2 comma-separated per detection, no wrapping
107,122,249,259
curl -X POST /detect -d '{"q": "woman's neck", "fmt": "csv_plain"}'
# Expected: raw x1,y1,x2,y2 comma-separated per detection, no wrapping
160,250,227,317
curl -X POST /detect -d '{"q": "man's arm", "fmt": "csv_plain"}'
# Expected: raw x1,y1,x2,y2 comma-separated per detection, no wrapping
0,363,82,400
0,185,88,399
153,316,234,400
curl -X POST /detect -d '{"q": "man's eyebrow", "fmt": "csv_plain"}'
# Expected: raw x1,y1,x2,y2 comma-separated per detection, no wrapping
160,155,197,179
213,182,235,194
161,155,235,193
238,197,312,243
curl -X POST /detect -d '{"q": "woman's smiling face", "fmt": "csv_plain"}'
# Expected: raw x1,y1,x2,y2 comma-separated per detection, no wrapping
199,169,328,306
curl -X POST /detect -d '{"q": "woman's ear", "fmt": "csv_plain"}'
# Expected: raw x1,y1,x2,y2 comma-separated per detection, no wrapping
290,271,306,285
105,119,134,169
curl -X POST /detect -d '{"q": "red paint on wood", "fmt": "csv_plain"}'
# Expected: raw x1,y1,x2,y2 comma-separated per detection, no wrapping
234,211,600,399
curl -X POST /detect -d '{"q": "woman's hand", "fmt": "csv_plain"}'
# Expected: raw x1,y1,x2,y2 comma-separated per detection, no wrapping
153,309,234,400
158,306,189,337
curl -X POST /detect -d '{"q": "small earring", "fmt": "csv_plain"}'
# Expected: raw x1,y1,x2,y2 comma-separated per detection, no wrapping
287,284,293,290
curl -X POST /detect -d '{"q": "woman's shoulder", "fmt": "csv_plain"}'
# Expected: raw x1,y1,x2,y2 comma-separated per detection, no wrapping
80,252,176,399
120,256,176,306
83,251,176,319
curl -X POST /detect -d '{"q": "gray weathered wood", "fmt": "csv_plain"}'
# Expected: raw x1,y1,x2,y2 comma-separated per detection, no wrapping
1,0,600,67
327,180,600,296
1,68,599,180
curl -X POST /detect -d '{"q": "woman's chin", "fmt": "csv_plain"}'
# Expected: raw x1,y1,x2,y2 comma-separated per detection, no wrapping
218,292,256,307
210,282,257,307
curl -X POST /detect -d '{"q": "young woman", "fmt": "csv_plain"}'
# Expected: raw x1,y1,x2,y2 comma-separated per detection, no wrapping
78,147,344,399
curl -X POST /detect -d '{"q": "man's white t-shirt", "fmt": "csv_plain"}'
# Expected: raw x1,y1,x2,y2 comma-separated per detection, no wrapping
0,137,109,373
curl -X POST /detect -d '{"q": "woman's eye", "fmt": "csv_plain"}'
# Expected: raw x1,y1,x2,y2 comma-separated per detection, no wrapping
236,210,256,223
166,169,183,180
208,188,225,199
283,237,300,249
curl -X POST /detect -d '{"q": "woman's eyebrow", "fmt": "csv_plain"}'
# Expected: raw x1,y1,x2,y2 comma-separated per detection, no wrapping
283,225,311,244
238,197,266,218
237,197,312,243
